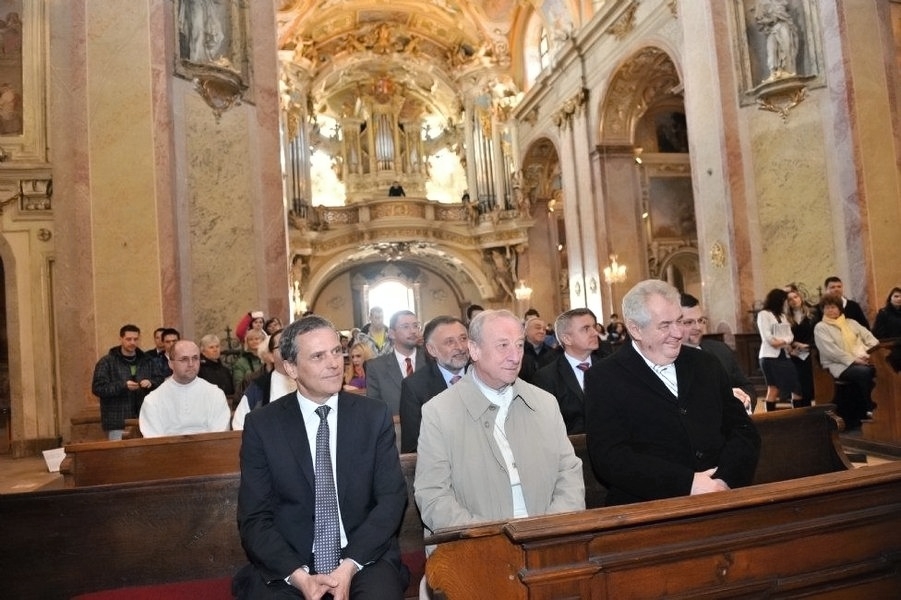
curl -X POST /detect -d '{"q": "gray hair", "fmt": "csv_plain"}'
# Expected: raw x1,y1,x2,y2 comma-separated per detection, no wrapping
279,314,337,363
622,279,681,328
553,308,597,348
199,334,220,349
468,309,523,345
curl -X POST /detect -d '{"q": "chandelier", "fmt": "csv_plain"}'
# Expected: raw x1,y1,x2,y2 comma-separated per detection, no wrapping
603,255,627,284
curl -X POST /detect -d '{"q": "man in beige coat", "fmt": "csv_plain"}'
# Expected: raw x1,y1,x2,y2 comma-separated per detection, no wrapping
414,309,585,535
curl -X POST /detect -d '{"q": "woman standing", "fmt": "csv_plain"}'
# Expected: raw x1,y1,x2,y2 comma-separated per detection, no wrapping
757,288,803,411
785,284,815,407
814,295,879,429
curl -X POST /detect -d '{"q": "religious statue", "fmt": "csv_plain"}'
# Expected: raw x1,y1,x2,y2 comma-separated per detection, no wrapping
754,0,799,82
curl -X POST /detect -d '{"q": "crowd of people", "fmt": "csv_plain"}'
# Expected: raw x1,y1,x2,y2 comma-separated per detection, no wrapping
754,277,901,430
89,276,899,599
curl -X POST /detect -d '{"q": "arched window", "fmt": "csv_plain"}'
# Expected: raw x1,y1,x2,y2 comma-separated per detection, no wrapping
523,13,550,88
538,27,550,71
367,280,416,323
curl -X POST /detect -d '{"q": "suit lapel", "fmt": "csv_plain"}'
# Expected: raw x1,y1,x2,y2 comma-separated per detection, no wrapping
277,396,316,489
559,359,584,400
617,344,678,403
334,392,360,504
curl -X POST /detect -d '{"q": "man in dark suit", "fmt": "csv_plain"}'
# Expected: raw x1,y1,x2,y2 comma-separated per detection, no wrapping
364,310,426,416
680,293,758,413
533,308,613,434
584,280,760,506
518,316,557,382
399,316,469,452
234,315,408,599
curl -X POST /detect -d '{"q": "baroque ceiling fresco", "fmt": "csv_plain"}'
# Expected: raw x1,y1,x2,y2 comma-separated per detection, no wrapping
275,0,574,128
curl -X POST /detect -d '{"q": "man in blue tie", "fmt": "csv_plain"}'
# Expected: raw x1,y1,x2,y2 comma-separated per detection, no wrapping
234,315,407,599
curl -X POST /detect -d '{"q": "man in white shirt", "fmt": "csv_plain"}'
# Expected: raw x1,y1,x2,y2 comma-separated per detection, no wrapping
584,280,760,505
364,310,426,415
414,309,584,533
139,340,231,437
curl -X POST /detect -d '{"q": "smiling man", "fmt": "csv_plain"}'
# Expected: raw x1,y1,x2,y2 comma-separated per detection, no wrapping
399,315,470,453
584,280,760,506
234,315,408,600
414,309,584,537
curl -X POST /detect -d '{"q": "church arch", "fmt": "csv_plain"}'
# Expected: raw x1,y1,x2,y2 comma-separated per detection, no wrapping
597,46,697,293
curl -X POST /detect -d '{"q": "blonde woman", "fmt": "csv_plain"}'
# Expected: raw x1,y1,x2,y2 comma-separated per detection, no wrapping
343,341,372,393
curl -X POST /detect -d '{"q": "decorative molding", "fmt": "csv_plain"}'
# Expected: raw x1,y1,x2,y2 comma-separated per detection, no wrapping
551,89,588,130
0,178,52,214
709,241,726,268
668,0,678,18
184,61,248,121
606,1,640,41
753,76,812,122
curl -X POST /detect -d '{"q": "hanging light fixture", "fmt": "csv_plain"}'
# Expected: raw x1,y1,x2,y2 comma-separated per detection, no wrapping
603,254,627,284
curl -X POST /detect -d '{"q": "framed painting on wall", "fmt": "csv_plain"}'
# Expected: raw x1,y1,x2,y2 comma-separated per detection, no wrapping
647,176,696,240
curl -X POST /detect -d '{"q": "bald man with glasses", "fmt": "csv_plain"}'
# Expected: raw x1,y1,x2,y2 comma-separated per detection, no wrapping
139,339,231,437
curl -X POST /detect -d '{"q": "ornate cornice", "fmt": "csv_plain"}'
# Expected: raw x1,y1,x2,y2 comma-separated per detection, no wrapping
607,1,640,41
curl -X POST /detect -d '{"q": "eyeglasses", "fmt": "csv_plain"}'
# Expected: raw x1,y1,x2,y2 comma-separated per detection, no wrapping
681,318,708,327
395,323,421,331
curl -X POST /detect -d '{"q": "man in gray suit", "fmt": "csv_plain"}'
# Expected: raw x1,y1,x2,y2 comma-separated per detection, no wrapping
364,310,426,416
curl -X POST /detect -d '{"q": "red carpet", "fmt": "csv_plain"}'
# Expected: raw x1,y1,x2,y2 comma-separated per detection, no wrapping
72,576,233,600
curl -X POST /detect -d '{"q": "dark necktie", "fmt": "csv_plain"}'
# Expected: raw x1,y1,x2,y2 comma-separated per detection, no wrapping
405,357,413,377
313,405,340,574
449,374,462,385
577,362,590,372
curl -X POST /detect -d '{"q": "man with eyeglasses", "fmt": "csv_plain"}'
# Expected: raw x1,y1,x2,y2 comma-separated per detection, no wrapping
365,310,426,416
584,280,760,506
680,293,757,414
139,339,231,437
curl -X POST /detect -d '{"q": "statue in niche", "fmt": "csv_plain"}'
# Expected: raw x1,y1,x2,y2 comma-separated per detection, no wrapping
486,248,516,300
178,0,227,63
754,0,799,82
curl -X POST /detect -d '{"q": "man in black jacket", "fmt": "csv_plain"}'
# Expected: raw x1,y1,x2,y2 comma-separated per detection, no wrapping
399,315,469,452
91,324,164,440
680,294,758,413
533,308,613,434
585,280,760,506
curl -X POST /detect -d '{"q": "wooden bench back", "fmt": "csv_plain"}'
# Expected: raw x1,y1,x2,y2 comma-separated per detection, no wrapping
60,430,242,487
2,404,856,599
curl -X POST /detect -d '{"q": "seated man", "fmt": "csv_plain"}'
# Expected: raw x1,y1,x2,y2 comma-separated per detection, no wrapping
533,308,613,434
139,340,231,437
415,309,584,535
680,293,757,413
585,280,760,506
234,315,407,599
399,315,469,453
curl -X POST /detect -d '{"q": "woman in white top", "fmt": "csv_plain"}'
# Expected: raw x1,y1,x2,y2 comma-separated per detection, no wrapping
757,288,802,411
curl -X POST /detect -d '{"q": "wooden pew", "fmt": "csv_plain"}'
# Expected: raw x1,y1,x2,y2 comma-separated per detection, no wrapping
0,406,858,599
0,454,426,600
424,462,901,599
863,339,901,445
59,430,242,488
60,405,850,494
